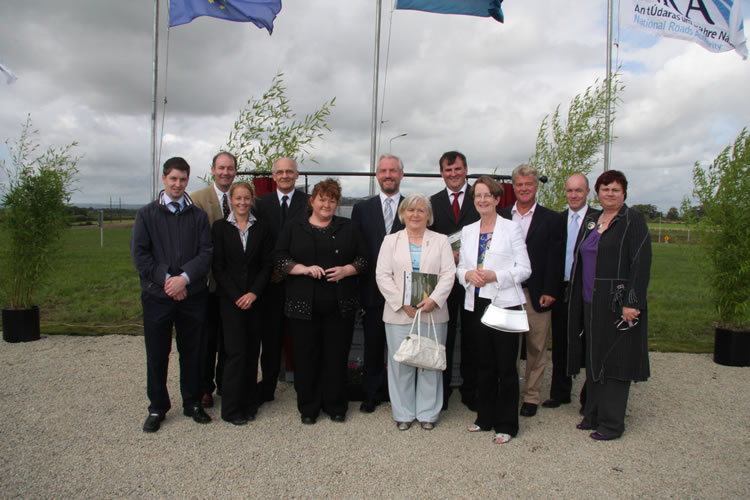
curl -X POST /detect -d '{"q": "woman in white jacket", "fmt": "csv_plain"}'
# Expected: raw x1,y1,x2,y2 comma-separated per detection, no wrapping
456,176,531,444
376,193,456,431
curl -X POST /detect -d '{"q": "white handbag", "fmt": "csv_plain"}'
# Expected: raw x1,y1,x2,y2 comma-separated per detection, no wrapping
480,272,529,333
393,309,447,371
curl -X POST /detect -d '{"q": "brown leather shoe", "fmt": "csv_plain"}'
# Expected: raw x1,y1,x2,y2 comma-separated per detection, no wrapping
201,393,214,408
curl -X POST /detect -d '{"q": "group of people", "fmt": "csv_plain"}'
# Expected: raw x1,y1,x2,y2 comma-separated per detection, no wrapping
131,149,651,444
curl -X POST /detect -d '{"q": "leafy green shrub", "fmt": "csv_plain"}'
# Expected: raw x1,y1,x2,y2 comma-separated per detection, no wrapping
692,128,750,328
1,116,79,309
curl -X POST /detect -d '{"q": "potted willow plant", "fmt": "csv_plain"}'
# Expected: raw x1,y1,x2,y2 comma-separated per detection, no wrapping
1,116,79,342
693,128,750,366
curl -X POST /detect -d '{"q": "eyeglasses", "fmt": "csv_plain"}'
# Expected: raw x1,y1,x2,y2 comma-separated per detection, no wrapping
614,317,639,331
474,193,496,200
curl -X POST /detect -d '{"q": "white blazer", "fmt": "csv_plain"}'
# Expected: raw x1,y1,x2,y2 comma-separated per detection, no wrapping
456,215,532,312
376,228,456,325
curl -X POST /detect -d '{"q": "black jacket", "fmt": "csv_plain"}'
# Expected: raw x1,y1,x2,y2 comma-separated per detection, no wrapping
211,218,273,304
429,187,480,237
566,204,651,382
274,215,368,320
130,192,213,299
351,195,405,308
499,204,564,313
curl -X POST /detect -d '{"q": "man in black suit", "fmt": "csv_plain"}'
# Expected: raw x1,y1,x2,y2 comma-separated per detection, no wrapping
254,157,310,403
351,154,405,413
499,164,563,418
429,151,480,410
544,173,594,409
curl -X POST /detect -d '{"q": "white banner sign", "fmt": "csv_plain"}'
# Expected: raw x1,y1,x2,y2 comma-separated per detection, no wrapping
623,0,748,59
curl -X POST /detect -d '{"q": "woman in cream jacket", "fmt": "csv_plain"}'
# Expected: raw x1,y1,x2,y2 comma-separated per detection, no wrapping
376,193,456,431
456,176,531,444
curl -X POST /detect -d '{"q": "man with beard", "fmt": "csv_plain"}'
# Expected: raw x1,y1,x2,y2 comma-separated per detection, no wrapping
351,154,406,413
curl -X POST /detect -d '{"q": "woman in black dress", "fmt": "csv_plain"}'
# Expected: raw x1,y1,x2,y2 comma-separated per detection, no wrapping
274,178,367,425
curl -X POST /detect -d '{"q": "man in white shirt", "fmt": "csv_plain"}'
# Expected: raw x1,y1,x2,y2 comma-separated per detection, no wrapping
498,164,563,418
544,173,594,409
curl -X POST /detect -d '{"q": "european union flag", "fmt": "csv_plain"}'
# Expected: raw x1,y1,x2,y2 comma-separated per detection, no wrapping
396,0,503,23
169,0,282,34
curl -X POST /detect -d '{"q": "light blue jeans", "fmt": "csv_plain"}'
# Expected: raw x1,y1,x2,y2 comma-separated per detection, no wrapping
385,321,447,423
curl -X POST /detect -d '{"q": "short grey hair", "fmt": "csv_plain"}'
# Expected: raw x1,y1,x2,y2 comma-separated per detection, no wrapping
272,157,298,172
511,164,539,184
378,154,404,172
397,192,434,226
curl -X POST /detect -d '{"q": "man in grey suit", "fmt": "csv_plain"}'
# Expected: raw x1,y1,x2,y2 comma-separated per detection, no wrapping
351,154,405,413
190,151,237,408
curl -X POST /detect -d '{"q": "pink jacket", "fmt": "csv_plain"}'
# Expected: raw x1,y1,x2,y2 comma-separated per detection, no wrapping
375,228,456,325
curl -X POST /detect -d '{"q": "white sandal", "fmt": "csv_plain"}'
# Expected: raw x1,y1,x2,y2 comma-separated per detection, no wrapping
467,424,486,432
494,433,512,444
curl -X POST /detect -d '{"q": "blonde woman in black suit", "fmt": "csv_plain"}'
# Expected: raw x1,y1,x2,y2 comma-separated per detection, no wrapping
212,181,273,425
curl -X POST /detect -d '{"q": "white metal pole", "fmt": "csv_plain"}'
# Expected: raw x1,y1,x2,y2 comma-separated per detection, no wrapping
603,0,613,172
151,0,160,200
369,0,383,196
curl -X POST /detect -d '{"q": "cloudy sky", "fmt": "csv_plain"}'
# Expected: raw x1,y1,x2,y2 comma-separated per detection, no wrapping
1,1,748,211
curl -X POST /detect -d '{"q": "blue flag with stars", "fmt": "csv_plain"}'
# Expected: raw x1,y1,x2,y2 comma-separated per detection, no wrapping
169,0,282,34
396,0,503,23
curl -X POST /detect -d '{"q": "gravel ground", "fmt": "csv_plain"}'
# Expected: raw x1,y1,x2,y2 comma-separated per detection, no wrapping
0,334,748,499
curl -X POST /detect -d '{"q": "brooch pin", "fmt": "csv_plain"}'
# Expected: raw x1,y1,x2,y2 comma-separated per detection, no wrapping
586,221,595,230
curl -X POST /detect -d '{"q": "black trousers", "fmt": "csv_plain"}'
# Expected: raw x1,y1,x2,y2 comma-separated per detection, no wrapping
470,298,520,436
362,303,388,400
257,281,286,401
142,291,206,414
288,299,355,418
220,299,261,421
549,285,573,402
200,292,224,395
581,301,631,438
444,283,476,404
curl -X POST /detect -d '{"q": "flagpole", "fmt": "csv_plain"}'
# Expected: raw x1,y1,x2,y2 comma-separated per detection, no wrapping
603,0,613,172
369,0,383,196
151,0,160,199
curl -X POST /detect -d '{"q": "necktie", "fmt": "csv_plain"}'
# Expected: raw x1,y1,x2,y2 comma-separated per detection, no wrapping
384,197,394,234
222,193,231,219
280,195,289,229
169,201,181,214
565,212,580,281
451,192,461,223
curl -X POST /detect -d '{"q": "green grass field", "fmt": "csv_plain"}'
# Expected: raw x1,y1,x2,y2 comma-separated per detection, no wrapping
1,226,718,351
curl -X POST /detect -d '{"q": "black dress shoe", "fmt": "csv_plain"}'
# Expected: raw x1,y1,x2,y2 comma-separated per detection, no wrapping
225,417,248,426
520,402,538,417
301,416,316,425
330,413,346,423
359,398,378,413
143,413,164,433
184,405,211,424
542,398,571,408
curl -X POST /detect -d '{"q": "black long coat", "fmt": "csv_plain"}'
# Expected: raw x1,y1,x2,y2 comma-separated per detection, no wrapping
566,204,652,382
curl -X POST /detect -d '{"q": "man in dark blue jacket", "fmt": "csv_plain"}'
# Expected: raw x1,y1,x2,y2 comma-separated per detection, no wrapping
131,157,213,433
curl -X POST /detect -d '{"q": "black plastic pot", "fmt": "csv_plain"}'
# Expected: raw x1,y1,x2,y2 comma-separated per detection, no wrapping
2,306,41,343
713,326,750,367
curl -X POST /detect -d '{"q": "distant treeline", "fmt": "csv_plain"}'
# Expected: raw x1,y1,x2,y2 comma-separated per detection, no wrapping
65,205,138,225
